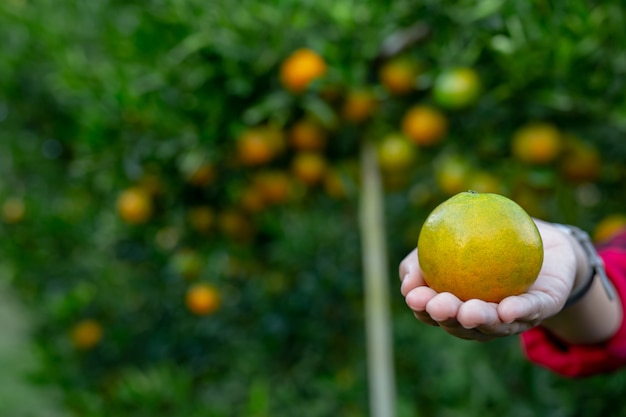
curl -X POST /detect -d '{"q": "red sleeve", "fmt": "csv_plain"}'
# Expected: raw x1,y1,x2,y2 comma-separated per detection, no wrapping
520,231,626,378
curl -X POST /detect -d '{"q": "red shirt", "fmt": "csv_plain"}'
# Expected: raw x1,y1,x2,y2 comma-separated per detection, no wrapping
520,230,626,377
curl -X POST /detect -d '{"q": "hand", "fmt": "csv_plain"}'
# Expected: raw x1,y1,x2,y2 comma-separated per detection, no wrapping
398,220,579,341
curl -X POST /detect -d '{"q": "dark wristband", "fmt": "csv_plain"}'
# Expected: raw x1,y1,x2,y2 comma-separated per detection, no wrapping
555,224,616,308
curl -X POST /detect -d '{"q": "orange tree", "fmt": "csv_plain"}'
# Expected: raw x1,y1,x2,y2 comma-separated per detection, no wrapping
2,1,626,416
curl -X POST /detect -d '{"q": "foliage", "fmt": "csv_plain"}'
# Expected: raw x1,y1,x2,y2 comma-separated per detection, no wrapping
1,0,626,416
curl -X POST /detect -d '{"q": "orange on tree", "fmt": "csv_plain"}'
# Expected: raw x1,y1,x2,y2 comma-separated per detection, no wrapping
401,105,448,146
236,125,285,167
435,154,472,195
341,89,379,123
594,214,626,243
185,283,221,316
187,206,215,234
2,197,25,224
218,209,255,243
117,187,153,224
560,137,601,183
378,56,420,95
239,184,267,213
417,191,543,302
291,152,327,186
466,170,503,194
511,122,563,164
289,118,328,151
432,67,481,109
70,319,103,350
280,48,327,93
377,133,417,172
253,170,292,205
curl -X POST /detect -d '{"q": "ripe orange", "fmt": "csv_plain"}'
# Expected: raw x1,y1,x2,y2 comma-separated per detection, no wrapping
2,197,25,224
291,152,327,186
466,171,503,194
117,187,153,224
401,105,448,146
435,154,472,195
187,206,215,234
253,170,292,204
511,123,563,164
71,319,103,350
341,89,379,123
280,48,327,93
594,214,626,243
236,128,277,166
560,138,601,183
185,283,221,316
433,67,481,109
377,133,417,172
418,191,543,302
289,118,327,151
379,56,420,95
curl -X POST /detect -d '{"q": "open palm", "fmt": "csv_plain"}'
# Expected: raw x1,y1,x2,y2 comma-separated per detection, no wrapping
399,220,578,341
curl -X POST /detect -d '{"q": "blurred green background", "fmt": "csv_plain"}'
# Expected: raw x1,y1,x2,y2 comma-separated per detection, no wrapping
2,0,626,416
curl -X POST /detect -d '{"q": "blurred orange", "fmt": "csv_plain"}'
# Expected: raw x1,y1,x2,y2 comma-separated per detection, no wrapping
71,319,103,350
560,138,601,183
511,123,563,164
379,56,420,95
401,105,448,146
2,197,25,224
341,89,379,123
594,214,626,243
218,209,255,242
377,133,417,172
254,170,293,204
237,128,279,166
435,154,472,195
280,48,327,93
292,152,327,186
117,188,153,224
466,171,503,194
187,163,217,187
433,67,481,109
188,206,215,234
289,118,328,151
185,283,221,316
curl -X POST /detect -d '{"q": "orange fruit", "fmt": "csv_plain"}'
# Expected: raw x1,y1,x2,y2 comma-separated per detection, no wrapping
236,128,277,166
289,118,327,151
239,184,267,213
433,67,481,109
379,56,420,95
218,209,255,242
2,197,25,224
117,188,153,224
377,133,417,172
185,283,221,316
71,319,103,350
188,206,215,234
511,123,563,164
435,154,472,195
280,48,327,93
341,89,379,123
594,214,626,243
401,105,448,146
291,152,327,186
560,138,601,183
466,171,503,194
253,170,292,205
418,191,543,302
